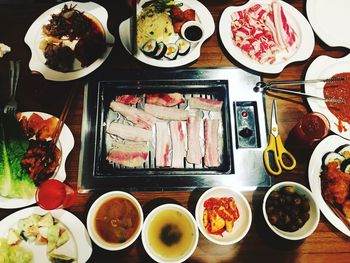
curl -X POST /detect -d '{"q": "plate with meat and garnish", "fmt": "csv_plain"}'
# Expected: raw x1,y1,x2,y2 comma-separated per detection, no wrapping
119,0,214,67
309,134,350,236
0,112,74,209
306,0,350,49
24,1,114,81
219,0,314,74
305,54,350,139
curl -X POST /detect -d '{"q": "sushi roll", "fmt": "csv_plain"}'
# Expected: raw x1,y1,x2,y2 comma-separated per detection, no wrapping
322,152,345,167
165,43,178,60
335,144,350,159
340,158,350,173
153,42,167,59
176,38,191,56
142,39,158,57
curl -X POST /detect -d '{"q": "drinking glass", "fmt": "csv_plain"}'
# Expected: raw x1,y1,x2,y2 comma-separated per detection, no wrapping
35,179,77,210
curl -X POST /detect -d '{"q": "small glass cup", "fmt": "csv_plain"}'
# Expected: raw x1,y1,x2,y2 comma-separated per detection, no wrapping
286,112,330,158
35,179,77,210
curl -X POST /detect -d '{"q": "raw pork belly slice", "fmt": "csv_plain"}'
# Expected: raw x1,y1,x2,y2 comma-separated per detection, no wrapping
110,101,157,130
186,116,202,165
116,95,142,105
155,122,172,167
204,119,220,167
107,141,148,167
144,103,189,120
106,122,152,142
146,93,185,107
189,97,223,112
169,121,186,168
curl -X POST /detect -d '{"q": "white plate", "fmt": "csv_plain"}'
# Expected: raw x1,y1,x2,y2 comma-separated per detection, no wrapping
305,54,350,139
0,206,92,262
0,112,74,209
24,1,115,81
119,0,214,68
306,0,350,49
219,0,314,74
308,134,350,236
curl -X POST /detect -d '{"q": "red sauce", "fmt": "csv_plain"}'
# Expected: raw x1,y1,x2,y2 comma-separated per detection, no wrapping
324,72,350,132
94,197,140,243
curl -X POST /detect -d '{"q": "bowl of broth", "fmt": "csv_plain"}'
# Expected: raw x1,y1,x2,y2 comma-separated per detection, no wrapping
142,204,198,263
86,191,143,250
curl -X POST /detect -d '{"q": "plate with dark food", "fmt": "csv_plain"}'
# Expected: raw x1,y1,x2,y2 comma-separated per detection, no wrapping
309,134,350,236
219,0,314,73
24,1,114,81
119,0,214,67
0,112,74,209
305,54,350,140
0,206,92,262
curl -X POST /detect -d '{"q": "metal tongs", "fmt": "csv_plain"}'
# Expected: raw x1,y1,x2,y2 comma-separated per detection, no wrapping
254,78,345,104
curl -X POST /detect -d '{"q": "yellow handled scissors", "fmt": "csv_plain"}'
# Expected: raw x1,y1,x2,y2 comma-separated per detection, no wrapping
263,99,296,176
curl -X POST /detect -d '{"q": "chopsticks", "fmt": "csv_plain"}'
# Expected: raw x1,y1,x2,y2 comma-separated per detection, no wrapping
326,200,350,232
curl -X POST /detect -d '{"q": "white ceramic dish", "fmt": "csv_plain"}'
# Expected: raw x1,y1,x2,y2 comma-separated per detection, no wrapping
308,134,350,236
86,191,143,251
0,206,92,263
219,0,314,74
0,111,74,209
306,0,350,49
119,0,214,68
262,181,320,240
24,1,115,81
195,186,252,245
142,204,198,263
305,54,350,139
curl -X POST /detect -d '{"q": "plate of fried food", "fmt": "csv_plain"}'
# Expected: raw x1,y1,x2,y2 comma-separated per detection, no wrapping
24,1,114,81
119,0,214,67
219,0,314,73
0,112,74,209
309,134,350,236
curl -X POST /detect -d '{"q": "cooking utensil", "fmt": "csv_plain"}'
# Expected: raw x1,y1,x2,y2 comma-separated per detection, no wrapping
3,60,20,115
254,80,344,104
326,200,350,232
263,99,296,176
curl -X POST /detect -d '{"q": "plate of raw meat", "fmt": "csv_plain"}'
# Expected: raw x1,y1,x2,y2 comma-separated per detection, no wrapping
219,0,314,74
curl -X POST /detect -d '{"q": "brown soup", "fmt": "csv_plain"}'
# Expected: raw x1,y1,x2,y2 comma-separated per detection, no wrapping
94,197,140,243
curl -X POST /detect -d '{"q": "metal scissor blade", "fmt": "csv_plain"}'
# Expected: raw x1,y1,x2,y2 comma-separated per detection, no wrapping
270,99,279,137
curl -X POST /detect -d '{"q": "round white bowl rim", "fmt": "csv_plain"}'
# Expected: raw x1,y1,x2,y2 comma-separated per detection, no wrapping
195,186,252,245
262,181,320,240
141,203,199,263
86,191,144,251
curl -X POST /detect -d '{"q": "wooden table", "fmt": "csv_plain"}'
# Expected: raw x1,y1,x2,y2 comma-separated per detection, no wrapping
0,1,349,262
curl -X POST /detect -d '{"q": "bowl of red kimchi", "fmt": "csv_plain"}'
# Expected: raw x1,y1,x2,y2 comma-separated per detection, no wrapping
195,186,252,245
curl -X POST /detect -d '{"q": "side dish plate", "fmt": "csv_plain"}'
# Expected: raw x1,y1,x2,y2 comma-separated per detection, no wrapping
306,0,350,49
119,0,214,68
219,0,314,74
24,1,115,81
0,206,92,262
0,112,74,209
305,54,350,140
308,135,350,236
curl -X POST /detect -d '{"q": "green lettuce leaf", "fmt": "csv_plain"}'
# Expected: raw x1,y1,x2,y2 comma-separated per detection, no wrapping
0,114,36,199
0,238,33,263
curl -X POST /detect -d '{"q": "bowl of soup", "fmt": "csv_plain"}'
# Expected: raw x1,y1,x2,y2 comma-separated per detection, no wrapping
142,204,198,263
87,191,143,250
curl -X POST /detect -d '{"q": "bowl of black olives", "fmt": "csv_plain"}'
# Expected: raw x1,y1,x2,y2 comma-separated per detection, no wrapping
262,181,320,240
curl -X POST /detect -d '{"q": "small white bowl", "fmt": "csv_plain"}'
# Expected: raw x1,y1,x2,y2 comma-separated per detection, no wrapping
262,181,320,240
142,204,198,263
195,186,252,245
86,191,143,251
180,20,204,43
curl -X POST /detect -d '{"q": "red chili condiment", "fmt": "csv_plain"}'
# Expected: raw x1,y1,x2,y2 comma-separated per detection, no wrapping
324,72,350,132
